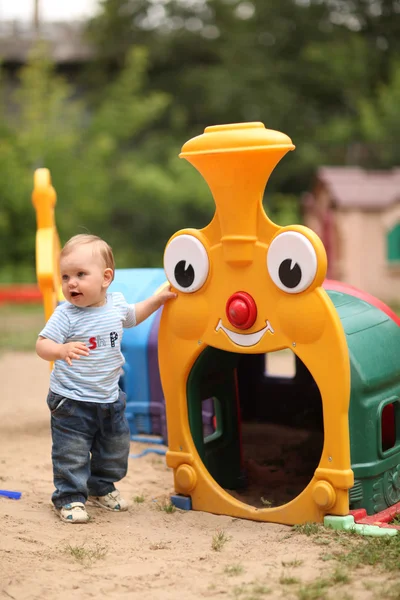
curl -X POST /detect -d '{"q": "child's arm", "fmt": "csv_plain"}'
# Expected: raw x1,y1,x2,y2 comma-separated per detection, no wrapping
36,336,90,366
134,287,177,326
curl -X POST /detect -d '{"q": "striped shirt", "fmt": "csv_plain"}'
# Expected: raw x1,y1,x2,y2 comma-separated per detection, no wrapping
39,292,136,403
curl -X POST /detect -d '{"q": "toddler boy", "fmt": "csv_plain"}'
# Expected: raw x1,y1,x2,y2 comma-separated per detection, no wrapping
36,234,176,523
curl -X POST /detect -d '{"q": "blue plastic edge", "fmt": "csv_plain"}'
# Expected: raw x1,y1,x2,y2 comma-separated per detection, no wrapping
171,494,192,511
109,268,166,434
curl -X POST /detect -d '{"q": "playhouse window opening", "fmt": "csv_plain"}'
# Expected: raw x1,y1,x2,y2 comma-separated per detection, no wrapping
381,402,397,452
387,223,400,263
264,349,296,378
202,396,222,442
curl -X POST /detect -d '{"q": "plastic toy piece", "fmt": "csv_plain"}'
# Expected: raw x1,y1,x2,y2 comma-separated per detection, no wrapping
0,490,22,500
130,435,165,444
324,514,398,537
350,504,400,530
170,495,192,511
129,448,166,459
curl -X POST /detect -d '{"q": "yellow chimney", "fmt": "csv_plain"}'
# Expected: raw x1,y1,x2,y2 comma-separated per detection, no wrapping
180,122,295,265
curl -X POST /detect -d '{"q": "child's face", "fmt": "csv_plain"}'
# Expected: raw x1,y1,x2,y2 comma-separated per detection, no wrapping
60,245,113,308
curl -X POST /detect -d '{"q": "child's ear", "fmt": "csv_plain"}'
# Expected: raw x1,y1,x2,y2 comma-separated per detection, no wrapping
103,268,114,288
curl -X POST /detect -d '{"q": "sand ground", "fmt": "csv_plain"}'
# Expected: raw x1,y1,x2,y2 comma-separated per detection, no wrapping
0,352,396,599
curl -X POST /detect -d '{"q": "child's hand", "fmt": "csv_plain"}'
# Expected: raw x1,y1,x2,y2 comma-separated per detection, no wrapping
59,342,90,366
157,286,178,305
134,286,177,325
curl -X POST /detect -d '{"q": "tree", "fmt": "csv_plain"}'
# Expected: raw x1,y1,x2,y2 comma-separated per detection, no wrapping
87,0,400,181
0,42,205,279
358,60,400,167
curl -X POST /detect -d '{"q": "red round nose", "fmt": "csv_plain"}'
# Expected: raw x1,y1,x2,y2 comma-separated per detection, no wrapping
226,291,257,330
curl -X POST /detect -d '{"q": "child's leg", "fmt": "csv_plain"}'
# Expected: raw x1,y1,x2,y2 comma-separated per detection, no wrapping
48,392,96,509
88,391,130,501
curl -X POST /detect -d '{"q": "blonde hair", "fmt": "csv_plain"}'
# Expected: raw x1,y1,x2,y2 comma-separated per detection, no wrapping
60,234,115,281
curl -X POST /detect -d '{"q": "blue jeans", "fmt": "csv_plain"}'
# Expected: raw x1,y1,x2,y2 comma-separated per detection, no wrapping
47,389,131,508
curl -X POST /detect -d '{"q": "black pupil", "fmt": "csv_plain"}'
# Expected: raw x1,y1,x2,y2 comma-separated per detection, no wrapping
174,260,195,288
278,258,302,289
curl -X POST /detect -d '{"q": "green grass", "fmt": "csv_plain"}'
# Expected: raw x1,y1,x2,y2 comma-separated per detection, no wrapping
280,575,300,585
330,566,350,585
291,526,400,599
232,582,271,598
294,567,352,600
390,514,400,525
154,496,176,513
224,564,244,576
0,304,44,352
293,522,322,536
260,497,273,507
282,559,303,568
211,530,230,551
133,494,145,504
295,524,400,578
334,533,400,572
296,577,330,600
149,541,169,550
64,542,107,563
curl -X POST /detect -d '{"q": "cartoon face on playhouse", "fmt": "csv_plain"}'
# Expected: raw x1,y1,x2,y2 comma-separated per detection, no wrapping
163,224,328,355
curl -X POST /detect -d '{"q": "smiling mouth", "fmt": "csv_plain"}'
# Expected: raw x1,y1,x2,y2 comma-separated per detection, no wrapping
70,292,82,297
215,319,275,347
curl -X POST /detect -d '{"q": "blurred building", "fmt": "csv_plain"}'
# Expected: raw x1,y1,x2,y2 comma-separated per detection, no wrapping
0,19,95,110
0,20,94,74
303,167,400,303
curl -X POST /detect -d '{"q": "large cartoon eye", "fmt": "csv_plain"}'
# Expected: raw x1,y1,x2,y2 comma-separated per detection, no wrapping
164,234,209,293
267,231,318,294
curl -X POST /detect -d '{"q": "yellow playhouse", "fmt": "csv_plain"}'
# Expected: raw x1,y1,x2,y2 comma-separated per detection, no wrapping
158,122,353,526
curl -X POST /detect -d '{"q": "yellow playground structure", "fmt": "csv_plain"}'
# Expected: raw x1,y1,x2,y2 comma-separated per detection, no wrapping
158,123,353,525
32,168,62,323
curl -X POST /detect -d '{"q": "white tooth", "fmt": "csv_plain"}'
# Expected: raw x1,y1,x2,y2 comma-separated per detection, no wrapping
266,322,275,334
215,320,274,347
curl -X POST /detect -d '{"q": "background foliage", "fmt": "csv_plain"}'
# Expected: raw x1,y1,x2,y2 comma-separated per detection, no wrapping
1,0,399,280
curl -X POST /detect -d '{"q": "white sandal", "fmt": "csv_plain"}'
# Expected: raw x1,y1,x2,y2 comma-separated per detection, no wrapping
88,490,128,512
57,502,90,523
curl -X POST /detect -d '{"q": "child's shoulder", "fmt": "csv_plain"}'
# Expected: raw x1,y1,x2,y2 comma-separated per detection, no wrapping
108,291,127,306
53,301,72,316
52,301,81,321
44,301,73,327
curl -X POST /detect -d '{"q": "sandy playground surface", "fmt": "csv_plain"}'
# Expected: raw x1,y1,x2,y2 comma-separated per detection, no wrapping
0,351,398,600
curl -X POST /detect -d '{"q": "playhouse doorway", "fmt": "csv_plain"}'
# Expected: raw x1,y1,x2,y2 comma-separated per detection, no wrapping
187,346,324,509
